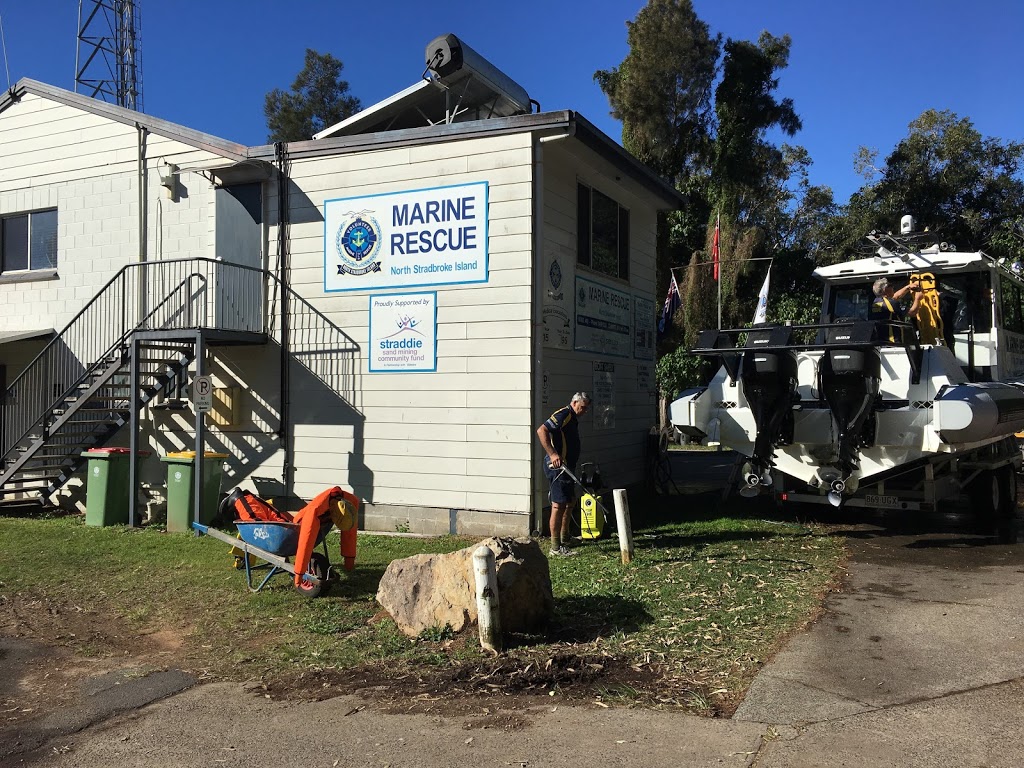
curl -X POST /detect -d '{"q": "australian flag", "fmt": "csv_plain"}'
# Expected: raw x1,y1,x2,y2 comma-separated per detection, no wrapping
658,274,681,337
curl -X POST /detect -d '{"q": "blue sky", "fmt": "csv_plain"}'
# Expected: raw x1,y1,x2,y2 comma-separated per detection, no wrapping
1,0,1021,204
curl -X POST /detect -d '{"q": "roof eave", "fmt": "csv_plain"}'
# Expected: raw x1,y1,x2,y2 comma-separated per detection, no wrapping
570,112,683,210
249,110,684,209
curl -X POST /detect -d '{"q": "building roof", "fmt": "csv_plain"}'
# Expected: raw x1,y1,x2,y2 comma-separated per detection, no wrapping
2,78,684,209
2,79,251,161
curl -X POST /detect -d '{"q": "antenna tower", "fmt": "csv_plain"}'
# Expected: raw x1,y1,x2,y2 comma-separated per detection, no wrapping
75,0,143,111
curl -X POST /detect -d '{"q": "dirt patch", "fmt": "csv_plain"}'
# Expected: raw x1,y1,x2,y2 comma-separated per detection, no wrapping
1,582,747,733
0,589,190,732
1,584,740,738
256,648,691,722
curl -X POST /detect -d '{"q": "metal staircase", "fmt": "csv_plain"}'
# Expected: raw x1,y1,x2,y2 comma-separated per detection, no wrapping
0,258,267,501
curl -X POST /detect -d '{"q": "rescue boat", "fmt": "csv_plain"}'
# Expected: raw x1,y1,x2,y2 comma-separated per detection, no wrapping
671,218,1024,524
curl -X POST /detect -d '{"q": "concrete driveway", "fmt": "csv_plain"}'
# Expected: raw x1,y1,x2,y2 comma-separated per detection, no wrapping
740,513,1024,767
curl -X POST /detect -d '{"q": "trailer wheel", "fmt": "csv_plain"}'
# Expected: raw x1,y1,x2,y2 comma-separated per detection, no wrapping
970,470,1003,534
1002,465,1019,509
995,466,1020,544
971,467,1019,541
295,553,330,598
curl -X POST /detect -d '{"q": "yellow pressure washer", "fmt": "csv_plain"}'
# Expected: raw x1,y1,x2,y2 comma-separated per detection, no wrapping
560,462,612,539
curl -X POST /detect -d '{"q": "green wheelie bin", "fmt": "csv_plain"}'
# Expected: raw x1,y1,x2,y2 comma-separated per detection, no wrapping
84,447,150,526
162,451,229,533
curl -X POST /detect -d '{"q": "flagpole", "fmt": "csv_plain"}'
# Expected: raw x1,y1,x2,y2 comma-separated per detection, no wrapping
717,267,721,330
716,268,724,331
715,213,721,330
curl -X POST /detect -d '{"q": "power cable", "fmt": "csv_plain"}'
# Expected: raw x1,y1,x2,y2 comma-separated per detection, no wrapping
0,11,11,89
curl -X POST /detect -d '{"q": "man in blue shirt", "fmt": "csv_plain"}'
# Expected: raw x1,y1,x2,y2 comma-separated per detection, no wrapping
536,392,591,556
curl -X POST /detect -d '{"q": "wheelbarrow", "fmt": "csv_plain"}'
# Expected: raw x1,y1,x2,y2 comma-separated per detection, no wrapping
192,519,335,597
192,485,359,598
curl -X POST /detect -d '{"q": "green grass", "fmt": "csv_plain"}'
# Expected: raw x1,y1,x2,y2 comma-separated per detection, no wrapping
0,498,844,710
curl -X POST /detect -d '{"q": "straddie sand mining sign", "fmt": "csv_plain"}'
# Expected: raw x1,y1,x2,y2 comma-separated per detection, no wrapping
324,182,489,292
368,292,437,373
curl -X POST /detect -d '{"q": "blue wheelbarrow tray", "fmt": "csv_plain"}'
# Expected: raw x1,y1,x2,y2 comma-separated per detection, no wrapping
234,520,331,555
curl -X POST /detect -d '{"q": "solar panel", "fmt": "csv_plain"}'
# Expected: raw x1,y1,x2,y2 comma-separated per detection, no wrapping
314,33,534,140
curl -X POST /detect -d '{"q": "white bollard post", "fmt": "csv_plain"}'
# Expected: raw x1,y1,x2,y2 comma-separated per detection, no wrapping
613,488,634,565
473,546,502,654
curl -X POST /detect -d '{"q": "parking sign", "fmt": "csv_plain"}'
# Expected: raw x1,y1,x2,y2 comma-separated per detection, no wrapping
192,375,214,412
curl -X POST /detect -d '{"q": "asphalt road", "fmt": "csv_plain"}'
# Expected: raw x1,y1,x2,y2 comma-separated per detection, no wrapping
4,450,1024,767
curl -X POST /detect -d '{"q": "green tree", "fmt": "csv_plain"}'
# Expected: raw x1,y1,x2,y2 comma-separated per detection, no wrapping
264,50,361,142
597,5,815,346
823,110,1024,263
709,33,803,330
594,0,720,183
595,0,720,344
656,346,707,400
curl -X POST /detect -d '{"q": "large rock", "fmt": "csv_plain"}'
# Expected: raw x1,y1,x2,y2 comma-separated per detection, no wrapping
376,536,554,638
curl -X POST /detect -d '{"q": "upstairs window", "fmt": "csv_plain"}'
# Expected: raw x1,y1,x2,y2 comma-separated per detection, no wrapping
577,183,629,281
1,209,58,273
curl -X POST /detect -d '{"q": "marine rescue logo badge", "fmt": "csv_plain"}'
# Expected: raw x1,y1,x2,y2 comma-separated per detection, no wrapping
335,212,383,276
549,259,562,290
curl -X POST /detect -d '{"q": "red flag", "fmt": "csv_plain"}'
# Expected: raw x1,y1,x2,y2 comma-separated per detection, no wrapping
712,214,720,282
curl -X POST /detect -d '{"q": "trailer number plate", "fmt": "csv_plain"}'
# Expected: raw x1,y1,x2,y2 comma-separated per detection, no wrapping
865,494,901,509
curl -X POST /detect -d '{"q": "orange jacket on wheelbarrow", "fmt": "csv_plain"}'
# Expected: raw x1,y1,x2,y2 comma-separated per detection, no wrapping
291,486,359,587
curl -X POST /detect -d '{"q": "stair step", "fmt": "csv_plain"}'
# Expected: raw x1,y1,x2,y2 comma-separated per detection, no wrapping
0,485,50,496
66,407,131,414
20,452,87,461
20,461,74,471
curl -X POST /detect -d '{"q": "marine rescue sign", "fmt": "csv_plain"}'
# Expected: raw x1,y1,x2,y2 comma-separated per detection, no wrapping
324,182,489,292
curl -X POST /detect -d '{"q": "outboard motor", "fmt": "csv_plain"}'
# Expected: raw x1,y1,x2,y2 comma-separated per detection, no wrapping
819,321,881,494
737,325,798,495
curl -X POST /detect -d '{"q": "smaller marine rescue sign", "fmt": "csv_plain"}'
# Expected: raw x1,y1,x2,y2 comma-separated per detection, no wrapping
369,292,437,373
325,182,488,292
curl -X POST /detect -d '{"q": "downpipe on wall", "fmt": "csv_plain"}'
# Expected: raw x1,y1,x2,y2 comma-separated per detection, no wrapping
531,120,576,535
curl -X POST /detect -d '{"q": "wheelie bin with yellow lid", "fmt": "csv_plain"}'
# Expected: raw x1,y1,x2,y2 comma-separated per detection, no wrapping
161,451,229,532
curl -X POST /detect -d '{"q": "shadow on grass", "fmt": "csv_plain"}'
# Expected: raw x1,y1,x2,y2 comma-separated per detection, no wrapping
0,500,74,519
546,594,654,644
330,565,387,601
731,491,1022,550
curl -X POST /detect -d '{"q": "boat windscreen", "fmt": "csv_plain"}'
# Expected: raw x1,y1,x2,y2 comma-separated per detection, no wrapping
827,273,993,336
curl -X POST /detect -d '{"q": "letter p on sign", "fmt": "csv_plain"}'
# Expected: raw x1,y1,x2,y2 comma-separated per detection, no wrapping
192,375,214,412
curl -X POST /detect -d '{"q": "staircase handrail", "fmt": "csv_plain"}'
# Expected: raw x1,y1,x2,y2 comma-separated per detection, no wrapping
1,258,268,456
47,271,212,414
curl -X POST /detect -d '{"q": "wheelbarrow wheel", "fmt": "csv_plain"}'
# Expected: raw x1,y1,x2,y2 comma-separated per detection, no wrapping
295,552,330,598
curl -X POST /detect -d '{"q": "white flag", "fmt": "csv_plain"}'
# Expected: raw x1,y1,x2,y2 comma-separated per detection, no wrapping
753,266,771,325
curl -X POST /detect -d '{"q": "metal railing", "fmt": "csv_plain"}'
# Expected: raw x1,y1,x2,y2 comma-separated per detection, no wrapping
1,258,267,458
273,278,361,407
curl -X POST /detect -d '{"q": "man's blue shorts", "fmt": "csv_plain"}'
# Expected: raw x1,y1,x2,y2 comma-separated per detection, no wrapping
543,456,576,504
